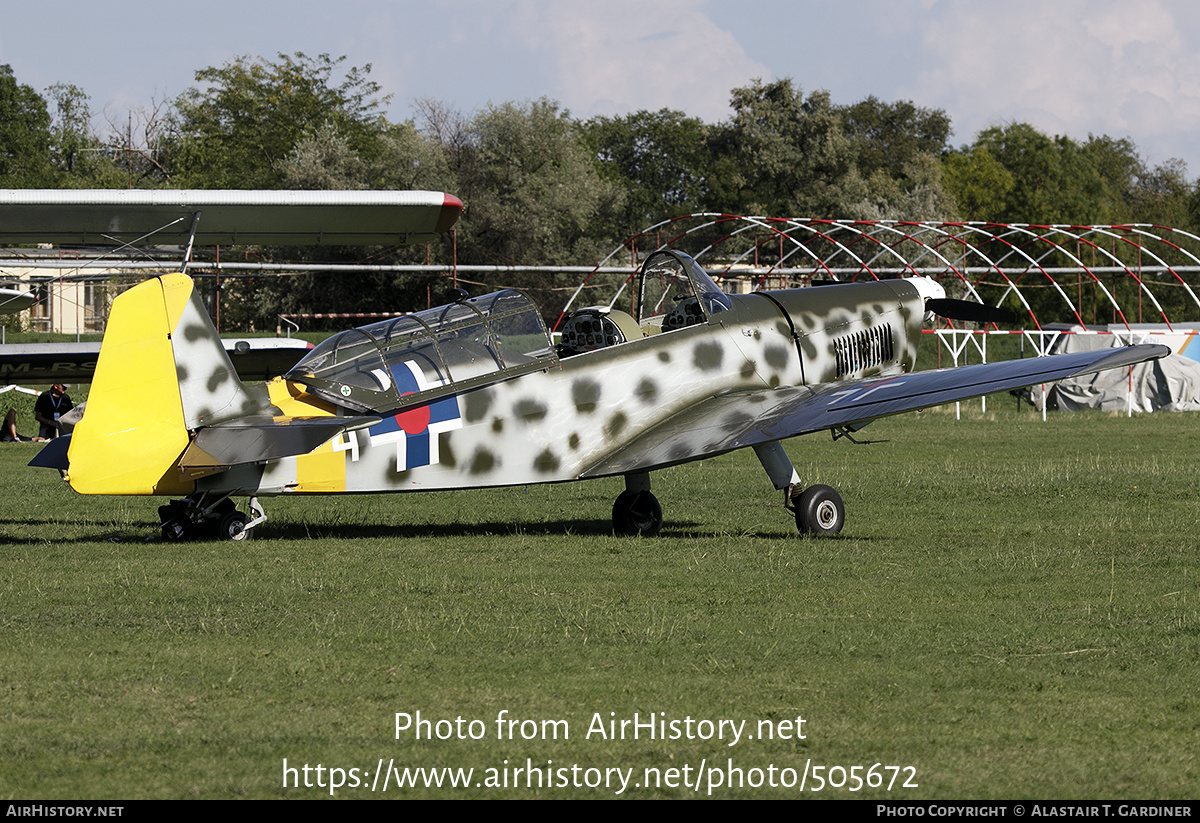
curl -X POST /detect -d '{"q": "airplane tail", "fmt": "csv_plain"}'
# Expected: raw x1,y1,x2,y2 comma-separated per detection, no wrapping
67,274,263,495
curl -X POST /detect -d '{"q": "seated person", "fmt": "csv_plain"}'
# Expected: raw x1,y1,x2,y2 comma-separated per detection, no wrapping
1,408,44,443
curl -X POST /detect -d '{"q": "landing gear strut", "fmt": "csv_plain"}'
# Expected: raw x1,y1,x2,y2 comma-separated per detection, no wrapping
612,472,662,536
754,440,845,537
156,494,266,541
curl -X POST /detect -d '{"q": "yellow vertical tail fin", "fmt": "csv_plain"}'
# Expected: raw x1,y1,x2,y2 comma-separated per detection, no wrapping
68,274,256,495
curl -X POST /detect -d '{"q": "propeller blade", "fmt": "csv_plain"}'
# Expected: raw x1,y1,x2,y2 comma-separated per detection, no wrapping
926,298,1019,325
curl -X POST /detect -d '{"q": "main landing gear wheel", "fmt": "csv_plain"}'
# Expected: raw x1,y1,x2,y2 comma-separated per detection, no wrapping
793,485,845,536
612,490,663,536
218,511,253,541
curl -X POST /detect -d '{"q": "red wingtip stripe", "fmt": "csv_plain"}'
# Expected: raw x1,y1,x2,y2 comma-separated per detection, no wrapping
437,193,464,234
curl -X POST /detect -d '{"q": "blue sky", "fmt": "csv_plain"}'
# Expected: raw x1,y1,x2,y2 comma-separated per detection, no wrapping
5,0,1200,173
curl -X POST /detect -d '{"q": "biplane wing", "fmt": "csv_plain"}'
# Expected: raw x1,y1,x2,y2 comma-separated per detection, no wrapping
0,287,35,314
0,190,463,246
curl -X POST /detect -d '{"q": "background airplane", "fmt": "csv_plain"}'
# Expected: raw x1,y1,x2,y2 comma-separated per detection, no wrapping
0,287,35,315
7,189,1166,540
0,338,313,385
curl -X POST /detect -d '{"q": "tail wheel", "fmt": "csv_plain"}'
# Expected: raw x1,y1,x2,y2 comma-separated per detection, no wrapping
158,501,189,540
794,485,844,536
612,490,663,536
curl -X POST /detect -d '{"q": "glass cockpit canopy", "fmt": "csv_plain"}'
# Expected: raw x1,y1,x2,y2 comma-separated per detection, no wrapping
286,289,558,414
635,250,731,331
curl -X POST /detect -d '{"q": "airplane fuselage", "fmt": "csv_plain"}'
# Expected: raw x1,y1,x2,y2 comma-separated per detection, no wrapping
201,279,927,497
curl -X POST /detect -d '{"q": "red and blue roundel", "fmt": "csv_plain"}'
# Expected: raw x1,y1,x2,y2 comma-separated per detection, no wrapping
367,360,463,471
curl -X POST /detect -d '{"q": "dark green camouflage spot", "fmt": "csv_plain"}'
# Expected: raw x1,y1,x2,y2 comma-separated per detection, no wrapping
514,398,548,423
635,378,658,404
183,323,209,342
604,411,628,440
764,345,789,369
692,341,724,371
463,390,492,423
572,379,601,414
469,448,496,474
533,449,560,473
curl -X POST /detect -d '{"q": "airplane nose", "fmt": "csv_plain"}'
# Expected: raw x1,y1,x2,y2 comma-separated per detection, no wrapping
908,276,946,303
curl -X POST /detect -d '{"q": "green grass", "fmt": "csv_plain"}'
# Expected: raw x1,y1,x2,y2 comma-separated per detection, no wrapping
1,406,1198,798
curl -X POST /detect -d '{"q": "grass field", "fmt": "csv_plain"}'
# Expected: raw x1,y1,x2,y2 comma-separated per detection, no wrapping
1,403,1198,798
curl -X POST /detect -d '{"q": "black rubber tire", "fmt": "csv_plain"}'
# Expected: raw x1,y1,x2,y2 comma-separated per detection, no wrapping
612,490,663,536
794,485,845,536
218,510,253,541
158,501,189,540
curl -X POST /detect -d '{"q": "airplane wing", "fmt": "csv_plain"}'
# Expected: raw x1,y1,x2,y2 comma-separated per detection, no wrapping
0,338,314,384
0,189,463,246
0,287,35,314
581,344,1169,478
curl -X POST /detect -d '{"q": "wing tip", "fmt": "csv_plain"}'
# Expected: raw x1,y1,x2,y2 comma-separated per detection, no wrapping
437,194,464,234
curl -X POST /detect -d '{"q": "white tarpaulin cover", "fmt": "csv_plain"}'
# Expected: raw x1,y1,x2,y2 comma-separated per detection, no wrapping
1035,327,1200,412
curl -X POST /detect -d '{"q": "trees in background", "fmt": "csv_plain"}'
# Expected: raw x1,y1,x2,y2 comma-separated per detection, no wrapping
0,65,55,187
582,108,707,237
164,52,390,190
2,56,1200,327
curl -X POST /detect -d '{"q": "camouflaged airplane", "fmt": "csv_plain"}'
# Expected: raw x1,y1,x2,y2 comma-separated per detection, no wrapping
17,189,1168,540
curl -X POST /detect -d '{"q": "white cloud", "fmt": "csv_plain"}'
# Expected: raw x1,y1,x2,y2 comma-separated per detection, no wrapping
511,1,770,120
911,0,1200,167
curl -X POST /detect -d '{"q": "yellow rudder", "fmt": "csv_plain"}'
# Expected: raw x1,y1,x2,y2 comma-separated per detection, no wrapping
67,275,197,495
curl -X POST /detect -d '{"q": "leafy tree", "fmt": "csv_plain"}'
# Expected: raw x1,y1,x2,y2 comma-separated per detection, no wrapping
370,120,454,192
1082,134,1144,216
846,153,958,221
1082,135,1196,228
276,121,368,190
1134,157,1195,228
167,52,390,188
582,108,708,235
46,83,123,187
706,79,857,217
948,123,1111,225
942,144,1016,221
453,98,620,268
832,96,957,220
0,64,54,187
838,96,952,182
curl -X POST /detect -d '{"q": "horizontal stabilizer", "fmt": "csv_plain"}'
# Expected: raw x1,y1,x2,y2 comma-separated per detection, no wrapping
28,435,70,470
177,415,379,479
